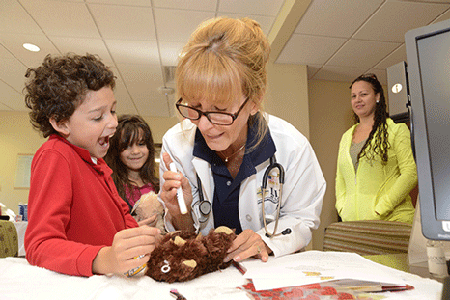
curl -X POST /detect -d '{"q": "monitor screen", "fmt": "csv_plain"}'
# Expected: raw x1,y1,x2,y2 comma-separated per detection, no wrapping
406,18,450,240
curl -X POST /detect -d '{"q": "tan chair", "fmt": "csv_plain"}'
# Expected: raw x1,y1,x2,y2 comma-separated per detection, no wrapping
0,220,18,258
323,220,412,256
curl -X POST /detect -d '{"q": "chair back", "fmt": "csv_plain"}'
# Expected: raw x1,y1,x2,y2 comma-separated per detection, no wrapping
323,220,412,256
0,220,18,258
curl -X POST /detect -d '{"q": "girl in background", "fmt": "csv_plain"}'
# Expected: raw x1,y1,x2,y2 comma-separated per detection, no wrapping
105,115,160,215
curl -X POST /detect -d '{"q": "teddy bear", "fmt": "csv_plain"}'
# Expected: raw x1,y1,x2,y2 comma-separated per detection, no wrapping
145,226,237,283
131,191,166,233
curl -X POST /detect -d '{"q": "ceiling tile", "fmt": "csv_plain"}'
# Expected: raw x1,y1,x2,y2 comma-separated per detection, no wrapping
221,13,275,35
110,69,139,116
89,4,156,41
407,0,450,3
307,65,322,80
0,100,13,111
158,41,184,67
153,0,217,11
118,63,164,91
353,0,450,42
0,33,60,67
117,64,169,117
276,34,347,65
0,80,25,110
86,0,151,6
326,40,400,69
105,40,159,65
154,9,214,42
3,0,450,114
0,58,27,92
432,9,450,23
135,92,171,117
375,44,407,69
0,44,16,59
312,66,370,83
0,0,42,34
294,0,383,38
49,37,113,66
218,0,284,17
365,68,388,86
20,0,100,38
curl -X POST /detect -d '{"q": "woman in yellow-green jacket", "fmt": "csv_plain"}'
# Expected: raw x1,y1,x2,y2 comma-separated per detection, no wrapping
335,73,417,224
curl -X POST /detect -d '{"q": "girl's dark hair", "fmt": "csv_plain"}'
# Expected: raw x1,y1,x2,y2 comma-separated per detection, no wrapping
105,115,159,209
24,53,115,137
351,73,390,164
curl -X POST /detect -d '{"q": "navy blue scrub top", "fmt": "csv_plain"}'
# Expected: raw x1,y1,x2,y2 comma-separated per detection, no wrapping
193,119,276,234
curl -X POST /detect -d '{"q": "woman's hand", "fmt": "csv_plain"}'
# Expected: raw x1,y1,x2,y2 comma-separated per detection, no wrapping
160,152,195,231
92,226,160,275
224,229,272,263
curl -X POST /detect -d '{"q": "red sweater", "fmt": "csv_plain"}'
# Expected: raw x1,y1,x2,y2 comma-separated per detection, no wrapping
25,134,138,276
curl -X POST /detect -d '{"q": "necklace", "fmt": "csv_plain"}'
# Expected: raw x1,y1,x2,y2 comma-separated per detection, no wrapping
221,143,245,163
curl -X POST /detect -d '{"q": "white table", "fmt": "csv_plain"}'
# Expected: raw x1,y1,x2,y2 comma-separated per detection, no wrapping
0,252,443,300
12,221,27,257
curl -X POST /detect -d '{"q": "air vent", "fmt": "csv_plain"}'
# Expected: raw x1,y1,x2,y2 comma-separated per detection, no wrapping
163,66,176,84
157,86,175,95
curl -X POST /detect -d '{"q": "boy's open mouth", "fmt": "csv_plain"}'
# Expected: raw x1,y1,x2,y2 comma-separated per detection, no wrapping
99,135,110,148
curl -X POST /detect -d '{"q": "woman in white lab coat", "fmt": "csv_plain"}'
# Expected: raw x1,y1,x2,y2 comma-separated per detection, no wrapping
159,16,326,263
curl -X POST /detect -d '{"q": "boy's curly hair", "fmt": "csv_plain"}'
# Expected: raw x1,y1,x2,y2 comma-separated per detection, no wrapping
24,53,115,137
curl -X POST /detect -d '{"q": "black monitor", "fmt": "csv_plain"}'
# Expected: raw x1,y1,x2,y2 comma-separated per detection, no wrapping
405,18,450,241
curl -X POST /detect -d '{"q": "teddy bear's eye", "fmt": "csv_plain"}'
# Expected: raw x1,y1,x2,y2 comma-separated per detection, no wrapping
161,260,171,273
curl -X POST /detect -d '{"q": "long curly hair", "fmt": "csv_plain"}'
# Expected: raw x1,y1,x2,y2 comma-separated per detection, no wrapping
351,73,390,164
24,53,115,137
104,115,159,210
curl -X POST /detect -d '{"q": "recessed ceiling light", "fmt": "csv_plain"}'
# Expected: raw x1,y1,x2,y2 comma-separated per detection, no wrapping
23,43,40,52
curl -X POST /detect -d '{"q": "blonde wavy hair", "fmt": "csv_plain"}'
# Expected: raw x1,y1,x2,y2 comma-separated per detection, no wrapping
176,17,271,151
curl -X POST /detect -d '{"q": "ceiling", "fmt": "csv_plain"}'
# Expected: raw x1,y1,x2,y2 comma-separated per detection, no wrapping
1,0,450,118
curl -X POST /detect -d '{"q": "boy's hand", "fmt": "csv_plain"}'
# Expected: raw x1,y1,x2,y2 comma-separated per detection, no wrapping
136,214,157,227
92,226,160,275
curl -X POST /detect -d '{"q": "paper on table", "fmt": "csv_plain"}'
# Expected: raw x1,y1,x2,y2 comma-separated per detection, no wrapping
240,251,407,291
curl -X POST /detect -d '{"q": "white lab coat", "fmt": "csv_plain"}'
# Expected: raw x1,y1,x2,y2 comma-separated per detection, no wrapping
160,114,326,257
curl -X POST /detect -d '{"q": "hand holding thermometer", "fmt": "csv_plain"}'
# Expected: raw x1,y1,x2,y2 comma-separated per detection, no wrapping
169,162,188,214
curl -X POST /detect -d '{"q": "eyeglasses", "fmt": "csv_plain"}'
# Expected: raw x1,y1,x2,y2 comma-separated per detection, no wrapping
176,97,249,125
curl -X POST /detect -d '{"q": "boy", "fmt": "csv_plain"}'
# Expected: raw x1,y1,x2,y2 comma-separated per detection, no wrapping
24,53,160,277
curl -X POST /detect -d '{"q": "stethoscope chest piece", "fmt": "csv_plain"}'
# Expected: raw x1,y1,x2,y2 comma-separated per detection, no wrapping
196,174,211,222
199,199,211,215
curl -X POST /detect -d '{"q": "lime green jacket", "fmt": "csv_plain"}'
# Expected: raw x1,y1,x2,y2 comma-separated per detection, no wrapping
335,119,417,224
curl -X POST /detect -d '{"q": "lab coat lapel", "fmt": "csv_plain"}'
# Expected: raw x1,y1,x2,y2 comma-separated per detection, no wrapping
192,157,213,203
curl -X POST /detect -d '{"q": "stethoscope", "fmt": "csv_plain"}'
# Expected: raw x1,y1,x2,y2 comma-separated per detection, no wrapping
194,155,292,237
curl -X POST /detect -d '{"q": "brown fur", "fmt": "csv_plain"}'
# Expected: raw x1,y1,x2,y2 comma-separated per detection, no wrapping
145,226,236,283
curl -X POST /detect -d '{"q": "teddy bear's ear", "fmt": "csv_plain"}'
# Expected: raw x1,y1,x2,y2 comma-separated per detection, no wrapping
182,259,197,269
174,236,186,246
214,226,233,234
